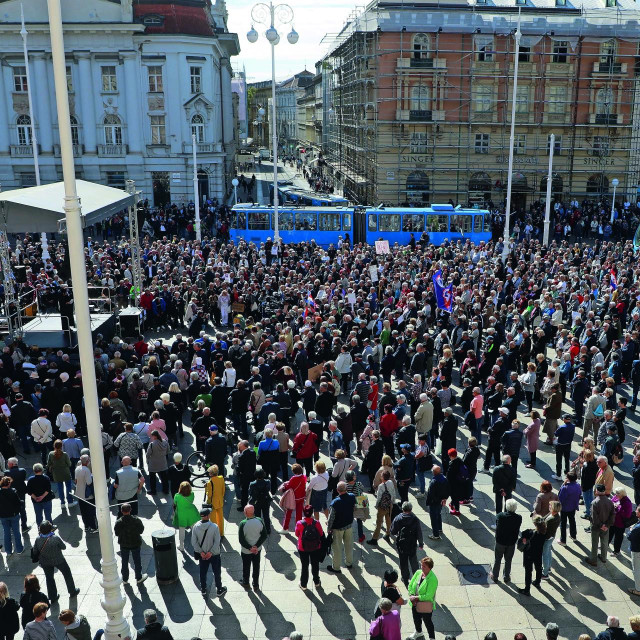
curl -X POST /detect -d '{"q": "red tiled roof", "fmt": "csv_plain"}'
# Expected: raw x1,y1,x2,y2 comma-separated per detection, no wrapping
133,2,215,36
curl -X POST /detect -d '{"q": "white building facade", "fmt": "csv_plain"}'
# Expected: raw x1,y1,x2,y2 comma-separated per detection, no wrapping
0,0,239,205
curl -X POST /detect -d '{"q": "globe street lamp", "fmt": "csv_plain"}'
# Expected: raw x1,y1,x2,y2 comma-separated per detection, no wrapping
610,178,619,224
247,2,298,243
232,177,239,205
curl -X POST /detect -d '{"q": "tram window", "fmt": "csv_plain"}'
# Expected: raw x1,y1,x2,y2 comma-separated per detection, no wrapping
295,212,317,231
343,213,352,231
279,212,294,230
319,212,340,231
248,211,269,230
427,214,448,232
474,215,483,233
231,211,246,229
450,215,472,233
368,215,378,231
484,215,492,232
403,214,424,232
379,214,401,232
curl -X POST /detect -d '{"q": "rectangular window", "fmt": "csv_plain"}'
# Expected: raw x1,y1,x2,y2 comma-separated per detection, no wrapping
474,133,489,154
605,0,616,6
342,212,352,231
552,41,568,63
106,171,126,189
593,135,610,157
231,210,246,229
101,66,117,92
248,211,270,230
148,66,163,92
368,215,378,232
410,132,428,154
475,85,494,113
66,66,73,92
427,214,448,232
475,36,495,62
379,214,401,232
514,134,527,155
13,66,27,92
515,85,529,114
295,212,317,231
548,85,567,114
516,0,526,5
600,39,616,63
556,0,566,5
319,213,340,231
547,134,562,155
518,46,530,63
190,67,202,94
474,215,484,232
403,214,424,231
278,212,293,230
150,115,166,145
450,215,472,233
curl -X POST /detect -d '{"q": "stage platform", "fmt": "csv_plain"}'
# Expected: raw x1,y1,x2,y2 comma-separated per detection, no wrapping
21,313,116,348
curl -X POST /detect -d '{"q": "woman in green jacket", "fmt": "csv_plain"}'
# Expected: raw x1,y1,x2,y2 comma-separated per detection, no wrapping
408,556,438,640
173,481,199,551
47,440,75,506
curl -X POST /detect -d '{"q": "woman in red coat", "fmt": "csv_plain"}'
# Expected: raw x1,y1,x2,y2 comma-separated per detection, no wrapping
379,404,399,459
282,464,307,530
292,422,318,477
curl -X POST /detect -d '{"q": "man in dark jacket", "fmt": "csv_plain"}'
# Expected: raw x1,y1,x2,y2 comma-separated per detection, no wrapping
192,407,215,452
350,395,370,454
364,430,384,491
394,444,416,504
425,465,450,540
390,501,423,586
484,408,511,471
113,502,147,584
626,505,640,595
136,609,173,640
501,420,524,474
307,412,324,462
236,440,257,508
595,617,629,640
490,497,522,582
6,457,28,530
491,455,517,516
205,426,228,478
9,393,36,454
439,408,458,474
228,380,251,439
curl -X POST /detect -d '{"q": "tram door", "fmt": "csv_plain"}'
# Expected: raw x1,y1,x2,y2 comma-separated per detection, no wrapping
353,206,367,245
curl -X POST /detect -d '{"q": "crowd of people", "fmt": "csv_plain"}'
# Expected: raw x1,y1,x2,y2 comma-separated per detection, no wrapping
0,193,639,639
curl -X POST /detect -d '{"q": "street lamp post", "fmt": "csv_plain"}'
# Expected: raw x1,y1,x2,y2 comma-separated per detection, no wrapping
192,133,201,242
232,177,239,204
258,107,265,149
543,133,555,246
502,9,521,262
46,1,130,639
610,178,619,224
247,2,298,243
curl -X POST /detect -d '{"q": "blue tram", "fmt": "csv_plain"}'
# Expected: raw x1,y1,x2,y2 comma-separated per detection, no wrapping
229,203,492,247
270,184,349,207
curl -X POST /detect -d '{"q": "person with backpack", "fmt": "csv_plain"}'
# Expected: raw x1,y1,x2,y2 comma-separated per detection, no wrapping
552,415,576,481
584,388,606,441
394,444,416,504
390,501,424,587
517,516,547,595
425,466,450,541
295,504,325,590
367,470,397,546
601,425,623,469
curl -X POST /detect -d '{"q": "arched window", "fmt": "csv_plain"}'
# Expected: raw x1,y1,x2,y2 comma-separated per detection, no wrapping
469,172,491,193
406,170,430,203
596,87,614,115
103,114,122,145
17,114,31,146
540,173,563,200
410,85,430,111
69,115,79,146
191,114,205,143
587,174,609,196
413,33,430,59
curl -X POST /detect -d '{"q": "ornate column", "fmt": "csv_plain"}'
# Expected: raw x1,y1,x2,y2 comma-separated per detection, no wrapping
122,51,142,153
32,53,53,152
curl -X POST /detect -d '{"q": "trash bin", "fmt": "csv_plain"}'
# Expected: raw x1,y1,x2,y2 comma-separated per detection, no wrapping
151,528,178,584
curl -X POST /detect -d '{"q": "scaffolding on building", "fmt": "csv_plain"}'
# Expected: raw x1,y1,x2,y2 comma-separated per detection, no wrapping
318,1,640,208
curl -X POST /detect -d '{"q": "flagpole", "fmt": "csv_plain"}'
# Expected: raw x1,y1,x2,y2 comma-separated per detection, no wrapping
20,5,49,260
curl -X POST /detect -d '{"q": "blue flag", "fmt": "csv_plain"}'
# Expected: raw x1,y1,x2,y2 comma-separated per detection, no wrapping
432,269,454,313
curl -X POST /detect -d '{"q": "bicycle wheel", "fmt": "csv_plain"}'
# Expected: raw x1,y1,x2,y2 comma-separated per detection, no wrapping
186,450,209,487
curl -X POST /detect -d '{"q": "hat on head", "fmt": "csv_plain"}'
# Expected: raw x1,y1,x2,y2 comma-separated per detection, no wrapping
607,424,617,432
595,484,606,493
199,507,212,517
209,425,218,432
562,414,573,421
60,372,69,382
305,380,312,387
499,407,509,415
447,448,457,457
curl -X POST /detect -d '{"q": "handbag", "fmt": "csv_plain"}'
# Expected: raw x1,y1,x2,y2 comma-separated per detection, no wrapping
31,536,50,563
279,488,296,511
415,599,434,613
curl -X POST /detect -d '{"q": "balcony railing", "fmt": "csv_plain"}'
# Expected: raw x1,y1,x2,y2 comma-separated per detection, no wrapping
396,57,446,71
593,61,627,74
589,113,623,125
54,144,83,157
182,142,222,154
409,109,432,121
395,109,445,123
97,144,126,157
10,144,37,157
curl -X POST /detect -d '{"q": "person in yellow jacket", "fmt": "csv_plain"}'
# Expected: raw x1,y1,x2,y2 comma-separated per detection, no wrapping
204,465,226,537
407,556,438,640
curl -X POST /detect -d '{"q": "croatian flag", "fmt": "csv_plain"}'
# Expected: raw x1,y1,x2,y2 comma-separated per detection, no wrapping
432,270,454,313
303,292,316,318
610,269,618,291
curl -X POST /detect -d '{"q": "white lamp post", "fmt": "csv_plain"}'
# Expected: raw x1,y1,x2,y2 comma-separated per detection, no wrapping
192,133,201,242
543,133,555,246
247,2,298,243
610,178,619,224
232,177,239,204
502,9,521,262
258,106,265,148
46,1,130,639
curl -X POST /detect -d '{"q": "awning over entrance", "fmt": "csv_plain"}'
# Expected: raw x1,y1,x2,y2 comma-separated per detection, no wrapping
0,180,135,234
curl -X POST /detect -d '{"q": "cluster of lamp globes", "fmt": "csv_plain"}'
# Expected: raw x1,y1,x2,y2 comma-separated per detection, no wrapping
246,25,299,46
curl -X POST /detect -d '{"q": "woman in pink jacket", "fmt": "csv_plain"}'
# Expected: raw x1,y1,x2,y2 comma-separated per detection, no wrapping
281,464,307,530
524,410,541,469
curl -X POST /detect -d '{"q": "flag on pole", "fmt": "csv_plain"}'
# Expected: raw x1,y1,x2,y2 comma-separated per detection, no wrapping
303,292,316,318
610,269,618,291
432,270,454,313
